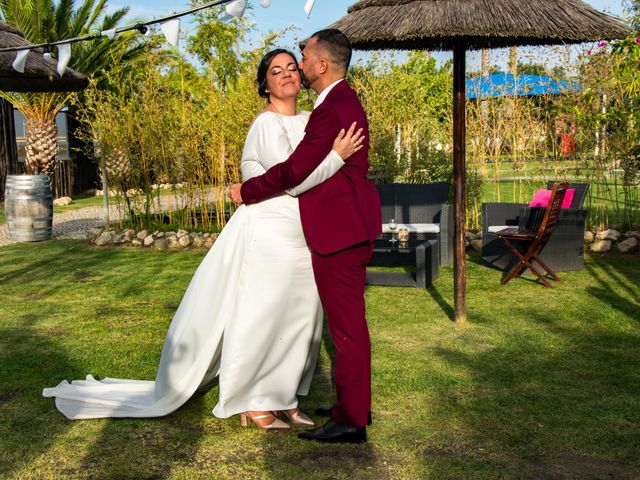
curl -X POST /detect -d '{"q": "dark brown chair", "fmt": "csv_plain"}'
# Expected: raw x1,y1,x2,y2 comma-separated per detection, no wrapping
496,182,568,288
482,181,589,272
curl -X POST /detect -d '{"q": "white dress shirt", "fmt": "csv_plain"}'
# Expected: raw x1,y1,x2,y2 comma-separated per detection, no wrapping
314,78,346,109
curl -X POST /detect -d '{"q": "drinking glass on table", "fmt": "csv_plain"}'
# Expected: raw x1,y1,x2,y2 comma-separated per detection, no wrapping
398,228,410,244
388,218,397,245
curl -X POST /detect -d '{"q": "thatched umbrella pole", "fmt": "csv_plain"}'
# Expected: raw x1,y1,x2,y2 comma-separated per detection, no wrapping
452,39,466,322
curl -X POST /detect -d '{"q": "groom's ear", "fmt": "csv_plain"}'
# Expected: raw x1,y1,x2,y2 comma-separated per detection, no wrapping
319,58,329,75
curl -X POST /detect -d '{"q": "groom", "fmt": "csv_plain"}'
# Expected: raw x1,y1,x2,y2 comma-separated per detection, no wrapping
229,29,381,443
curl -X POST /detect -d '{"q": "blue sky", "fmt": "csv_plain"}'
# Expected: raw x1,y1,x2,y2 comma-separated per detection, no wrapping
109,0,630,69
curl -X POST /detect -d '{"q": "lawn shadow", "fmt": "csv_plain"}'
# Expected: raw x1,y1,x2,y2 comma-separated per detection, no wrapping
245,313,387,479
468,247,570,287
425,283,455,321
74,395,209,480
584,254,639,321
0,241,211,478
255,321,384,479
413,264,640,479
0,242,179,302
0,312,79,478
259,433,380,479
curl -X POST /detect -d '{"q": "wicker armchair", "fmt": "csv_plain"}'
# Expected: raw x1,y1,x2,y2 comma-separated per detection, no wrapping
376,182,453,266
482,181,589,272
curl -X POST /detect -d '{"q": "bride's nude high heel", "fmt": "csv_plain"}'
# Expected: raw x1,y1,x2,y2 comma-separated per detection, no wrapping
277,408,315,426
240,411,290,430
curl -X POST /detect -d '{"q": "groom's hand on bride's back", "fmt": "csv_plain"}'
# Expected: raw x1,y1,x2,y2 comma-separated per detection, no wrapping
228,184,243,204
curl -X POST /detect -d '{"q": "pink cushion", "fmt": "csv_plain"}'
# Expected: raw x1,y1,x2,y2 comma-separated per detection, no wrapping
562,189,575,208
528,188,575,208
529,189,552,207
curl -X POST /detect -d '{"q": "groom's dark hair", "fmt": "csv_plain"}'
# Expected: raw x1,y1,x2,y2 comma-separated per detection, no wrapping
256,49,299,99
310,29,352,73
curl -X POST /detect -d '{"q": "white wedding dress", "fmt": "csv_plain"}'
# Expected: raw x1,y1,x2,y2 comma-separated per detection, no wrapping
43,111,344,419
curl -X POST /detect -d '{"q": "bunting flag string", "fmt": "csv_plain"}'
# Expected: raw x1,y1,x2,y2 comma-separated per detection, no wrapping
0,0,320,74
56,43,71,76
160,18,181,48
100,28,118,40
225,0,248,18
11,49,29,73
304,0,317,18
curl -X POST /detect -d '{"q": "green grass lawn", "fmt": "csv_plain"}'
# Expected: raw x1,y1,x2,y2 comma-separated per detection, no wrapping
0,241,638,479
52,194,112,214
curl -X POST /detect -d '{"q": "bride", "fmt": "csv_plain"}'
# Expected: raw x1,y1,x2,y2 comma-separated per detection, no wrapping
43,48,364,429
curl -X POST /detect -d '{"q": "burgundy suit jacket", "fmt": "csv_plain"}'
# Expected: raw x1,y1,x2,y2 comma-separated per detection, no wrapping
241,80,382,255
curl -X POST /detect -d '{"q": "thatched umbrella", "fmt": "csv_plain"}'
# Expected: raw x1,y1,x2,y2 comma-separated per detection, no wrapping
326,0,631,322
0,22,88,92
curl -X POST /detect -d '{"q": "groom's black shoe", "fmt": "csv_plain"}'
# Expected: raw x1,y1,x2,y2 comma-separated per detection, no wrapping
314,406,372,425
298,420,367,444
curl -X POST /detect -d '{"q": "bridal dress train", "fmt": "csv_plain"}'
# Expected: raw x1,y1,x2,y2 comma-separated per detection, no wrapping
43,111,344,419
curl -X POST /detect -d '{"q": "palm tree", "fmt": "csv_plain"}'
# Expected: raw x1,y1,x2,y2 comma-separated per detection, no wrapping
0,0,145,174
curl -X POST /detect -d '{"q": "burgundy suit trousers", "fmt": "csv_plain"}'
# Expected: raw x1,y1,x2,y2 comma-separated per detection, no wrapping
310,241,373,428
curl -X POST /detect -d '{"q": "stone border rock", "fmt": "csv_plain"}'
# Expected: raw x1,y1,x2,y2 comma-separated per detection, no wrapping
461,228,640,255
465,230,483,252
88,228,218,250
585,229,639,254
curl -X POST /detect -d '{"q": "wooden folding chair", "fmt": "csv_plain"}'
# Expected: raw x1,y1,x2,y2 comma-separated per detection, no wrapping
496,182,568,288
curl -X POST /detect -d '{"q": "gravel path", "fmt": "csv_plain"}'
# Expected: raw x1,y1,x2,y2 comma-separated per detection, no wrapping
0,205,122,246
0,224,10,247
51,205,124,240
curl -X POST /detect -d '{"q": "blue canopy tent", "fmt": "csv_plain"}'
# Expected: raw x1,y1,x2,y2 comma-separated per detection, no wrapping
466,73,581,99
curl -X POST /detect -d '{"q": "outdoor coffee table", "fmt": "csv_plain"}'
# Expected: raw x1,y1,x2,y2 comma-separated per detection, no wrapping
366,235,439,289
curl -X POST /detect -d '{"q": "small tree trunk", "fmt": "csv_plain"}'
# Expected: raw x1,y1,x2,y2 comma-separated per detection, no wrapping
25,117,58,175
508,46,518,76
480,49,491,143
0,98,19,202
564,45,572,77
481,49,490,76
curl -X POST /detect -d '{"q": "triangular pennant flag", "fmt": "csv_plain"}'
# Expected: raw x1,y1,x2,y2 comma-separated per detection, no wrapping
12,49,29,73
304,0,317,17
225,0,247,18
57,43,71,76
160,18,180,47
219,13,233,22
101,28,118,40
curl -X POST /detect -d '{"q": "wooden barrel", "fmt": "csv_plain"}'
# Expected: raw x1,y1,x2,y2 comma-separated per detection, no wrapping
5,174,53,241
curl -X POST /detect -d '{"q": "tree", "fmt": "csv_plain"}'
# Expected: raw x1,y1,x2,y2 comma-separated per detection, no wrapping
631,0,640,32
0,0,145,174
517,62,547,76
186,5,251,90
349,51,453,183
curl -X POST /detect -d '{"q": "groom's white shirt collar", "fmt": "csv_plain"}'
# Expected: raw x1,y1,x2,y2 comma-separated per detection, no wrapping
314,78,345,109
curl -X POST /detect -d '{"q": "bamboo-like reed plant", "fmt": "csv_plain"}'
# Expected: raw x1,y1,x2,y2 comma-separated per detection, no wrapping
73,32,638,234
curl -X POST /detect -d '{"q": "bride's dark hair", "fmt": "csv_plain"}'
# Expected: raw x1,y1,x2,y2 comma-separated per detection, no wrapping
257,49,299,99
